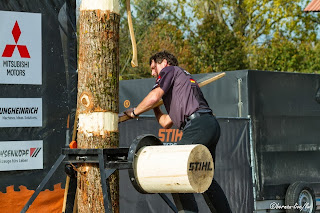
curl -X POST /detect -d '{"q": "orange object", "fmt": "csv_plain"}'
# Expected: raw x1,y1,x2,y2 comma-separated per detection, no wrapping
69,141,77,149
0,184,64,213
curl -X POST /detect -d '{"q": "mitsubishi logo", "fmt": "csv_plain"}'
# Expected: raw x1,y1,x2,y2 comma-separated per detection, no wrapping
2,21,30,58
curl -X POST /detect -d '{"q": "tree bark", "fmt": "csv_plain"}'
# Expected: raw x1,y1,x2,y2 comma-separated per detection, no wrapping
77,1,120,212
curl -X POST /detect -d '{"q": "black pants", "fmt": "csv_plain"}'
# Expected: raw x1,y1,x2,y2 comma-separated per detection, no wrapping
172,114,232,213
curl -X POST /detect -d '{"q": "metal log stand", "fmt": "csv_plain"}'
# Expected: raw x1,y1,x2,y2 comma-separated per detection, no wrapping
21,134,178,213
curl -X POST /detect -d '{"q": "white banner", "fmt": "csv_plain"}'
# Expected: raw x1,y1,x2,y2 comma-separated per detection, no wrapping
0,140,43,171
0,98,42,127
0,11,42,85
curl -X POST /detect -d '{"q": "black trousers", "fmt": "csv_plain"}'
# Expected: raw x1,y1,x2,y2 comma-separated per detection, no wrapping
172,114,232,213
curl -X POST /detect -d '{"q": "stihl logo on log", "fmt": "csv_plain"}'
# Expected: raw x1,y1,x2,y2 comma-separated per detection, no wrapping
2,21,30,58
189,162,213,171
30,147,41,157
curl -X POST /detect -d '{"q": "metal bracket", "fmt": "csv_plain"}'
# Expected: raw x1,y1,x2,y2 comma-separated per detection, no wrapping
21,134,177,213
127,134,163,194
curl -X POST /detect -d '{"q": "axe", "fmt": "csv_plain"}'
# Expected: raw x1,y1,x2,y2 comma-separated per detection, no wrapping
119,72,226,123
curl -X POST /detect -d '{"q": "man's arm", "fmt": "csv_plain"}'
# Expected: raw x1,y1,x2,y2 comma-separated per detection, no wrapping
153,106,173,129
125,87,173,128
135,87,164,114
126,87,164,117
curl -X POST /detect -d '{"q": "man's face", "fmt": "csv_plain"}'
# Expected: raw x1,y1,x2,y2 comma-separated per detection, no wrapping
150,59,168,78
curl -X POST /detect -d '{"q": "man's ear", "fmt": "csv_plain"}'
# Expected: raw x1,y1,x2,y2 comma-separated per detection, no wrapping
163,59,168,66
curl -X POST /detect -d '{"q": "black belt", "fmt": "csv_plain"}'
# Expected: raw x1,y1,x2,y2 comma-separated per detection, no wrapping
186,111,212,121
180,111,213,129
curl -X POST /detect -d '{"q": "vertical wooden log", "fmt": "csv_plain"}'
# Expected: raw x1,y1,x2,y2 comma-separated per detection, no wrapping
77,0,120,212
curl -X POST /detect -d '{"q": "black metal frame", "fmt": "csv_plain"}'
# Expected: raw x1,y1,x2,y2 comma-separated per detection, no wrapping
127,134,163,194
20,134,178,213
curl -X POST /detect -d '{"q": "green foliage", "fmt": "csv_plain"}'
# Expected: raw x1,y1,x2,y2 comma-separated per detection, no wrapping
185,0,320,73
140,20,195,74
118,0,320,79
250,35,320,73
191,14,248,73
119,0,169,79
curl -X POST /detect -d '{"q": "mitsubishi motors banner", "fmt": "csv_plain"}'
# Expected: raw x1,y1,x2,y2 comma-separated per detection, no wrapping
0,98,42,127
0,10,41,85
0,140,43,171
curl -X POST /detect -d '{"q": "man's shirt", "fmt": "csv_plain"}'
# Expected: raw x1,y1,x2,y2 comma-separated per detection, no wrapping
152,66,212,129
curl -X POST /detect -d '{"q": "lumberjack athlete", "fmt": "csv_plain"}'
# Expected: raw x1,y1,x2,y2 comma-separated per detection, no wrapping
124,50,232,213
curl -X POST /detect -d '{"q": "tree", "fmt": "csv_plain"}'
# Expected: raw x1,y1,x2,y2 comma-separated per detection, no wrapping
119,0,168,79
250,34,320,73
119,0,320,76
186,0,319,42
77,0,120,212
119,0,197,79
191,14,248,73
138,20,195,76
178,0,320,73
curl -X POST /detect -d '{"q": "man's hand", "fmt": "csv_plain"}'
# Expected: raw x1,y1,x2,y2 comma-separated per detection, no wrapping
153,107,173,129
124,107,138,119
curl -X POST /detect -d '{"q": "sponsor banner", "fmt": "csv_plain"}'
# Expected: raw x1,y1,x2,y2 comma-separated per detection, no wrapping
0,140,43,171
0,11,41,85
0,98,42,127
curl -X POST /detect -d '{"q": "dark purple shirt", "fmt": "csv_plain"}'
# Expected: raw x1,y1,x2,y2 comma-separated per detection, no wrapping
152,66,212,128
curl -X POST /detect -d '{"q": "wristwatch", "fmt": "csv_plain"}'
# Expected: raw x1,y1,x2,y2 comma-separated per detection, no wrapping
132,108,138,118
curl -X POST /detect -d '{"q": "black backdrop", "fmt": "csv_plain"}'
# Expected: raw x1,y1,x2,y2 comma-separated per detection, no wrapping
0,0,77,191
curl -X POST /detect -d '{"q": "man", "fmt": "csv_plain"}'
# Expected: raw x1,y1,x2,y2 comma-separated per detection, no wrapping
125,50,232,213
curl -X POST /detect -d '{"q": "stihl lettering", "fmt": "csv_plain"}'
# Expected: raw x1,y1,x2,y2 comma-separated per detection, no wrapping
158,129,183,142
189,162,213,171
2,21,30,58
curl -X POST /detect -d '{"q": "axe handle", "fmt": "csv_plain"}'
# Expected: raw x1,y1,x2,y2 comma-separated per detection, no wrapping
119,113,131,123
198,72,225,87
126,0,138,67
119,72,226,123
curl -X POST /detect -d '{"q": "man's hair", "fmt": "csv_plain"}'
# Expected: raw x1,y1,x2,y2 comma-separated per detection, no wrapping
149,50,179,66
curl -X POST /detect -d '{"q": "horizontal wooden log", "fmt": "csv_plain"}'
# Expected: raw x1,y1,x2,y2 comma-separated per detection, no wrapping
133,144,214,193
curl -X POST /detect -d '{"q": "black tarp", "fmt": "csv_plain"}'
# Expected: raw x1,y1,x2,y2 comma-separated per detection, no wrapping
119,117,253,213
248,71,320,200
